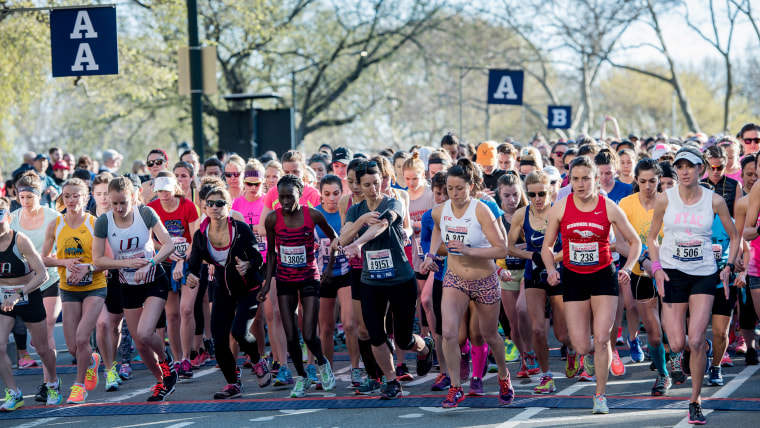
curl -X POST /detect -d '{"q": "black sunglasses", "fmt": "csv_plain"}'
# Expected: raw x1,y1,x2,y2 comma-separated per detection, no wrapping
244,181,262,187
205,199,228,208
527,191,548,198
146,159,165,167
744,138,760,145
709,164,725,171
225,172,241,178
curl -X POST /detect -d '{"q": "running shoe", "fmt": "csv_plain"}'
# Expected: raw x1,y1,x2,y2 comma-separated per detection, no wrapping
720,352,734,367
379,379,402,400
610,349,625,376
190,350,204,369
629,337,645,363
35,383,47,402
147,383,174,402
118,363,132,380
179,359,193,380
235,366,242,389
460,351,471,381
351,368,363,388
318,361,336,391
560,345,568,361
682,349,692,377
487,353,498,374
106,366,120,392
199,349,211,365
17,351,37,368
290,376,309,398
243,354,253,369
355,377,382,395
468,377,484,396
431,373,451,391
301,342,308,363
396,363,414,381
498,373,515,405
46,378,62,405
707,366,723,386
534,374,556,394
66,384,87,404
525,351,540,375
213,383,241,400
204,338,215,359
271,360,281,375
651,374,671,396
84,353,101,392
505,340,520,362
616,327,624,346
274,366,294,386
735,335,748,354
159,356,178,390
254,359,272,388
592,393,609,414
517,358,530,378
565,352,580,379
0,389,23,411
579,355,596,382
688,401,706,425
746,347,759,365
669,353,687,385
417,337,435,376
442,386,465,408
111,362,123,385
306,364,319,385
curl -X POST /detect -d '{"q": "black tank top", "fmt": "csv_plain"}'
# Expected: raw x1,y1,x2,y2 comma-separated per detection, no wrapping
0,231,31,278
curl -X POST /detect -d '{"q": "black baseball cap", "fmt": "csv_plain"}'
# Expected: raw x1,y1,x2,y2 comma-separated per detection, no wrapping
332,147,353,164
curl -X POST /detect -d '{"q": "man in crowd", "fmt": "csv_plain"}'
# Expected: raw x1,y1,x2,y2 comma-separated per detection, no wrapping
99,149,124,174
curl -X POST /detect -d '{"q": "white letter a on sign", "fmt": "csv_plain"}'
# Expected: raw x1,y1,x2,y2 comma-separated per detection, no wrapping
71,43,100,71
492,76,517,100
70,11,98,39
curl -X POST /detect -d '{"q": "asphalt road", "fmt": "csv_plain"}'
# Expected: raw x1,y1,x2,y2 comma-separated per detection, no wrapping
2,320,759,428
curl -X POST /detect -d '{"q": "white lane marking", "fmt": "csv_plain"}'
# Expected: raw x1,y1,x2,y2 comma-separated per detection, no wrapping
673,410,713,428
250,416,275,421
418,406,468,413
279,409,325,415
117,417,201,428
494,407,548,428
11,418,59,428
509,409,684,427
163,423,195,428
399,413,423,418
673,364,759,427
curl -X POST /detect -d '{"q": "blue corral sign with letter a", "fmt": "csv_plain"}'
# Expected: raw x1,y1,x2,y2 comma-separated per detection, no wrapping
547,106,572,129
50,7,118,77
487,70,524,105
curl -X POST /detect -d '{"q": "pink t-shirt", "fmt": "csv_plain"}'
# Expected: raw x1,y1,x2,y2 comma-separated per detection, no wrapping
232,195,266,253
261,184,321,210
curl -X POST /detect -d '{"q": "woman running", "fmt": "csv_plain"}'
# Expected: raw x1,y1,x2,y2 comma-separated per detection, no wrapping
41,178,109,404
259,175,337,398
339,161,434,400
187,185,266,399
147,171,200,380
10,172,62,403
648,147,738,424
420,159,514,408
93,177,179,401
542,156,641,414
0,197,60,410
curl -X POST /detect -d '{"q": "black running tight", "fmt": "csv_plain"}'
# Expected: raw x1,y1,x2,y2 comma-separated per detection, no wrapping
211,288,261,385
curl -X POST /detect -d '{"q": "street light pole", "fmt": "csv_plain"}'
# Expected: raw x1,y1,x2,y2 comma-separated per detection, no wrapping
187,0,204,159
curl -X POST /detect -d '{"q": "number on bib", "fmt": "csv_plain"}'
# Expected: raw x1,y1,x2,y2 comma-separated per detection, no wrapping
280,245,307,268
1,286,28,305
67,264,93,286
569,242,600,266
674,239,703,262
366,249,395,279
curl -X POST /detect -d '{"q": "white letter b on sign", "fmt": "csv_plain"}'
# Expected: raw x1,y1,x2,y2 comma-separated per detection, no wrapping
492,76,517,100
70,11,98,39
551,109,567,127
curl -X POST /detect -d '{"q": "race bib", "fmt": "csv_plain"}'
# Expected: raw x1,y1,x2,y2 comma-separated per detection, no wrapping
253,232,266,253
505,243,526,265
120,249,148,285
67,263,93,286
674,239,703,262
444,225,470,255
172,237,189,259
569,242,599,266
366,249,395,279
1,286,28,306
712,244,723,261
280,245,307,268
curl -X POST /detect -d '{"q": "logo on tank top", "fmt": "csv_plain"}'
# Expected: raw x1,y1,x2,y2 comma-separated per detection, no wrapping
574,230,600,239
0,263,11,276
120,237,140,251
64,237,85,257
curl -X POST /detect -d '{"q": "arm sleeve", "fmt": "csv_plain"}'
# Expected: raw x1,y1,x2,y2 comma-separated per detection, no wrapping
93,215,109,239
139,206,160,228
420,210,433,254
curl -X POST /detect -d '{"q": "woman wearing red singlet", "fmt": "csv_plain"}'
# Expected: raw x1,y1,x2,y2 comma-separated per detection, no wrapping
541,156,641,414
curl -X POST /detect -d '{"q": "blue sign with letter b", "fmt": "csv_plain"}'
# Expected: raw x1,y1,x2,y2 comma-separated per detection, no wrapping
487,70,524,105
50,7,118,77
547,106,572,129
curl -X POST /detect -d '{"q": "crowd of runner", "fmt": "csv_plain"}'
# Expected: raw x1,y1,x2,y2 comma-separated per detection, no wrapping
1,122,760,425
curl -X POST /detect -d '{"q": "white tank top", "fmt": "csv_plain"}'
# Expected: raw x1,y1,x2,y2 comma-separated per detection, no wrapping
439,199,491,256
659,186,717,276
106,207,157,285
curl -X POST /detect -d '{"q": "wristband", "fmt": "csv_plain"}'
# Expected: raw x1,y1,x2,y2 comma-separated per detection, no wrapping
651,260,662,273
149,258,156,267
425,253,440,262
497,268,505,277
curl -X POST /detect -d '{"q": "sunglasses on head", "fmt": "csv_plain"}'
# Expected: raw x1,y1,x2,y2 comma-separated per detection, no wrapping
225,172,241,178
527,191,548,198
146,159,165,167
744,138,760,145
244,181,261,187
709,164,725,171
205,199,228,208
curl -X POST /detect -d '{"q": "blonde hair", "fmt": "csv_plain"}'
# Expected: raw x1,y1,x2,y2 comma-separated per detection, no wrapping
402,151,425,174
225,155,245,172
520,147,543,170
524,170,550,188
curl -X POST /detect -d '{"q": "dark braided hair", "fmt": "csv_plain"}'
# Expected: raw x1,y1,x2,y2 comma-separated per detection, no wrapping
277,174,304,197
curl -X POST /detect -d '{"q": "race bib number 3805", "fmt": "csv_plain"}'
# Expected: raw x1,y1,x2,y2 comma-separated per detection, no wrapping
280,245,307,267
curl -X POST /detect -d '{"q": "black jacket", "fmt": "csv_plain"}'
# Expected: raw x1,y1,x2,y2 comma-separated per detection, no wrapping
188,217,263,297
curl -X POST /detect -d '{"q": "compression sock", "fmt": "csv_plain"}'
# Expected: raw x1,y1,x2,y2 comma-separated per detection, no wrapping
471,343,488,378
651,341,669,376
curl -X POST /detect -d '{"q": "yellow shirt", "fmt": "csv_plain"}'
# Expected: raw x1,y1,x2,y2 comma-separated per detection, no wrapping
55,214,106,292
619,193,663,276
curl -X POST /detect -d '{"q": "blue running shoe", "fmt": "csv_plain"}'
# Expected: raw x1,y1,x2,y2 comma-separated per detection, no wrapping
274,366,294,386
629,337,645,363
306,364,318,385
